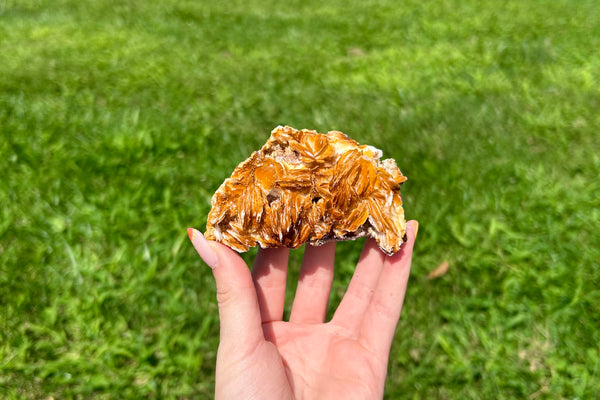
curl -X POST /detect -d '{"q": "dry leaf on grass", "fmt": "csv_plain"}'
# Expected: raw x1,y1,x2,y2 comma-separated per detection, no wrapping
427,261,450,279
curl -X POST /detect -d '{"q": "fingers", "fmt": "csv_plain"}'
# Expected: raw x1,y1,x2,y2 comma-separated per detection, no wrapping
289,242,336,323
187,229,264,349
251,247,290,323
330,237,386,331
360,220,417,357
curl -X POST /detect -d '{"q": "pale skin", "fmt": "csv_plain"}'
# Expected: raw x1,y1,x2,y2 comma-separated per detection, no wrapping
188,220,418,400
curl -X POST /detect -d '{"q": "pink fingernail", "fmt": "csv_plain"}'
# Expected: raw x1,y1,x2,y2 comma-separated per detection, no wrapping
187,228,219,268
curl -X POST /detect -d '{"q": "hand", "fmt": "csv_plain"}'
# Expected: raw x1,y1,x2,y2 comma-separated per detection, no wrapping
188,220,418,400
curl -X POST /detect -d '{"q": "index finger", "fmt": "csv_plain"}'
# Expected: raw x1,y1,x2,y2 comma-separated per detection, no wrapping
252,247,290,323
289,241,336,324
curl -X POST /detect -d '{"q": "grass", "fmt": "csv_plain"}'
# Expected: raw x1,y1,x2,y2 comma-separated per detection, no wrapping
1,0,598,398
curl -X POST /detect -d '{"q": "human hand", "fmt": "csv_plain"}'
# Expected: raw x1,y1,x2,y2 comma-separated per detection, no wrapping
188,220,418,400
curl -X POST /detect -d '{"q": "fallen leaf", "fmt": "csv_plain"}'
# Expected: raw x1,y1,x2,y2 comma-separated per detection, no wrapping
409,348,421,361
347,47,366,57
427,261,449,279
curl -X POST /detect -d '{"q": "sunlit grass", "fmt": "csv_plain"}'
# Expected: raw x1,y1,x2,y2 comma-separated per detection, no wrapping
1,0,598,398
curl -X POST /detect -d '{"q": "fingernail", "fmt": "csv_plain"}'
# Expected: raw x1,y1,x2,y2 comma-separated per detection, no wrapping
188,228,219,269
411,220,419,239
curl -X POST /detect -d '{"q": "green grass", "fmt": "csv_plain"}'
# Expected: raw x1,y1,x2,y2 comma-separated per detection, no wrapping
1,0,598,398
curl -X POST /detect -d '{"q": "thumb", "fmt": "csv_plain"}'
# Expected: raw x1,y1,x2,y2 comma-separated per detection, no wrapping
188,229,263,348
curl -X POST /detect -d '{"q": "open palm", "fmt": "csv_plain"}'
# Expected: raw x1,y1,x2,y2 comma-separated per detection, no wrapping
189,220,417,400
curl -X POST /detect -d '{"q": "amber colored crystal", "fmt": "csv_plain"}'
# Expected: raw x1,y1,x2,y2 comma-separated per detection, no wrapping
205,125,407,255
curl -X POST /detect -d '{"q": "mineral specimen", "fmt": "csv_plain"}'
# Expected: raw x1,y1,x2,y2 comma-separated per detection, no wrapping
204,125,407,255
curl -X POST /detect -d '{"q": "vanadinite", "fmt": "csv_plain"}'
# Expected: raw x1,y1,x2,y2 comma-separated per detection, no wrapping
205,125,407,255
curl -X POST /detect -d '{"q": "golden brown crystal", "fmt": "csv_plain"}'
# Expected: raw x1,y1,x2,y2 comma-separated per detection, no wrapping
205,125,407,255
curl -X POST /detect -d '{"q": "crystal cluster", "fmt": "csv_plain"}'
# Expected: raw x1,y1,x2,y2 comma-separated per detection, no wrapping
205,125,407,255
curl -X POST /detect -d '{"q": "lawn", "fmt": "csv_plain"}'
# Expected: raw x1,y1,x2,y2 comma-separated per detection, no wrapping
1,0,599,398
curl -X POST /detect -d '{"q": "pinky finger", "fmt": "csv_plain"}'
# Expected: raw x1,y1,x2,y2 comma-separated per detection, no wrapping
359,220,418,357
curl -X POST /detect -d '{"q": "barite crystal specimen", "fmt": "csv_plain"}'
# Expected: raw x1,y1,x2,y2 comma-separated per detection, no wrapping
205,125,407,255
